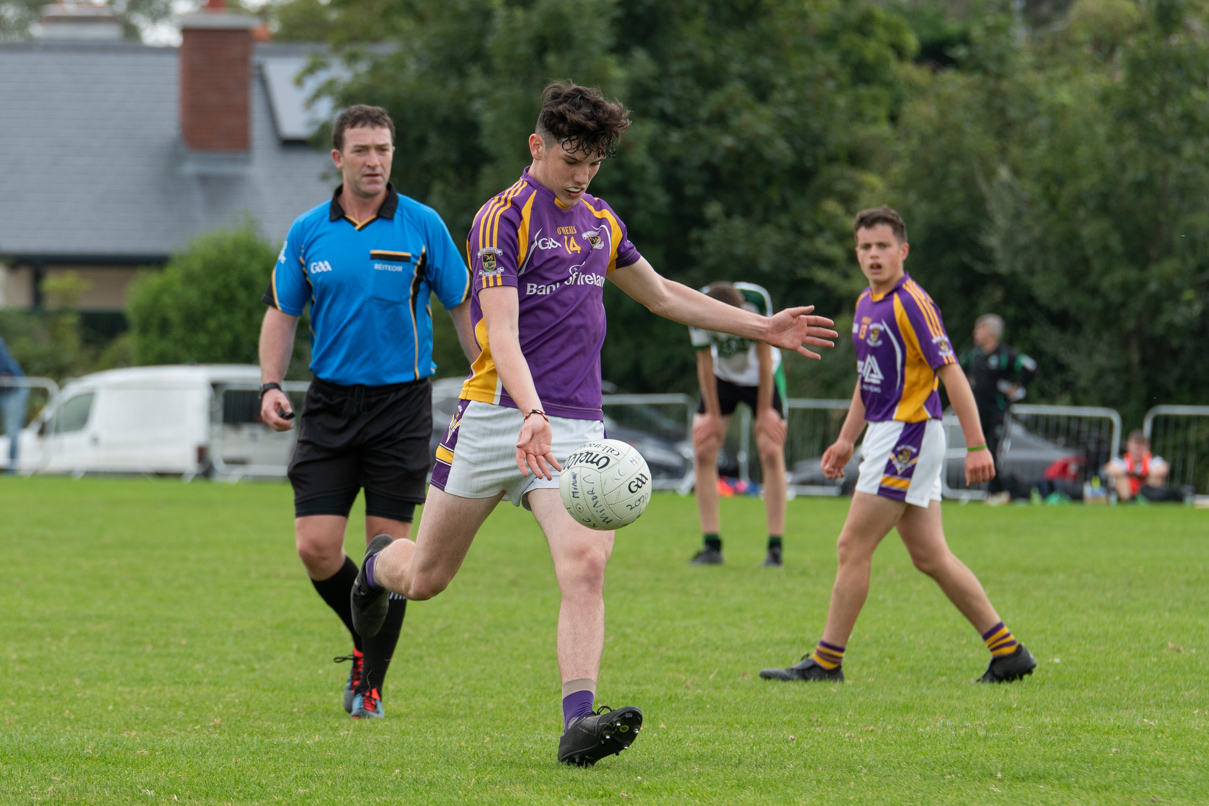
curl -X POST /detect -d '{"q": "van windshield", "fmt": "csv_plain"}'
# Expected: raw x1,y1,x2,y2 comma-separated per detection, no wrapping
54,393,94,434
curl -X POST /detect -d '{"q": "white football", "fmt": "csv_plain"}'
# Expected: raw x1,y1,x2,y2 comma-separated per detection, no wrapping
559,439,652,530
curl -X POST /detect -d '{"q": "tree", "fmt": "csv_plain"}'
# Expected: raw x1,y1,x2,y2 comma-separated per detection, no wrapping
890,0,1209,424
127,221,309,375
282,0,917,396
2,0,184,42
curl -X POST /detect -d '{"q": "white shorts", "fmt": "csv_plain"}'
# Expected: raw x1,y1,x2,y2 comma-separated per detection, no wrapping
855,419,945,508
430,399,605,509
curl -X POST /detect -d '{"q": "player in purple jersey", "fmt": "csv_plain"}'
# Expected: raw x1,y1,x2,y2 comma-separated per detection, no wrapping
759,207,1037,686
350,82,838,765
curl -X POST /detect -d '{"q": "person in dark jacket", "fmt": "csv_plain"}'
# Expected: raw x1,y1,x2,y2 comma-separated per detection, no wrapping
961,314,1036,503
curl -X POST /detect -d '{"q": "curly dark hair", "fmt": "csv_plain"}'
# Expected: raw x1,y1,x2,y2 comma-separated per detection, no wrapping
332,104,395,152
536,82,631,159
853,206,908,243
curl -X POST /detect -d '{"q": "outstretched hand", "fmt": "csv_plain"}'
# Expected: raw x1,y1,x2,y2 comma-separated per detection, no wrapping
765,306,838,359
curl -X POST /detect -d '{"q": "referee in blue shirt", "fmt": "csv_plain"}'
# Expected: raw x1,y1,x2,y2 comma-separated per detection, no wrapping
258,105,477,720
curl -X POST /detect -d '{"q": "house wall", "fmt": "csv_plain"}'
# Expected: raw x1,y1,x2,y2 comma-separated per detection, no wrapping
0,264,34,308
45,266,142,311
0,263,143,311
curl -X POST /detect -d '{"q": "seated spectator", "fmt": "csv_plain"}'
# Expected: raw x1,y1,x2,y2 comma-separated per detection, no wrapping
1104,431,1186,503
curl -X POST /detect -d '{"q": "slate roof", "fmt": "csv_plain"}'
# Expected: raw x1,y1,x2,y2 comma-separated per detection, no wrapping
0,40,336,262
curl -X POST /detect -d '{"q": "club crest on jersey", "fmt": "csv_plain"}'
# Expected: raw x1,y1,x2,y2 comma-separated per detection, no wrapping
890,445,919,474
933,336,954,357
583,231,604,250
477,247,502,275
867,323,884,346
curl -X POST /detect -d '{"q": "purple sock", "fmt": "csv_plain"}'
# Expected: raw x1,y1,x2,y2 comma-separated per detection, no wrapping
562,689,594,730
364,554,381,591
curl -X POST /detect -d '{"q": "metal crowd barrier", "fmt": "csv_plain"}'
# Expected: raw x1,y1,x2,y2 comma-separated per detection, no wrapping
0,375,60,405
0,376,60,472
942,404,1122,500
208,381,310,480
1144,405,1209,494
601,393,694,492
782,399,852,496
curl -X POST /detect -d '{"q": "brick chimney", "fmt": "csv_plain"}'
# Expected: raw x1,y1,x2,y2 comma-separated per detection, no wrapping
178,0,258,152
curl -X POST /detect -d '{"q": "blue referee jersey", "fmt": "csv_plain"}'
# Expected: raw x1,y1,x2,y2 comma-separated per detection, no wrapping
263,184,471,386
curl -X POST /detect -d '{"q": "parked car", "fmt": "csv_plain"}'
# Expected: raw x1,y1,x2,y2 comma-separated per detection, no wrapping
788,417,1097,498
7,365,296,477
429,378,693,482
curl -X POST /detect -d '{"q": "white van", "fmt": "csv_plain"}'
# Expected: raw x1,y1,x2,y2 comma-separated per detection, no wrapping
8,365,300,478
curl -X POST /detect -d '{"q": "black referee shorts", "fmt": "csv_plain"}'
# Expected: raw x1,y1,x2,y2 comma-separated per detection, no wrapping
287,377,432,522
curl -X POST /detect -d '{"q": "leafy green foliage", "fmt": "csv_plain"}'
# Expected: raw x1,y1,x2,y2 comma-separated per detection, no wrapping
281,0,917,397
0,273,116,383
1,0,182,42
893,0,1209,424
267,0,1209,414
126,222,308,375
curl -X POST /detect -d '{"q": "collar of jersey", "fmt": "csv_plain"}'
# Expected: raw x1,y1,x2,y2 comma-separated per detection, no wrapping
328,182,399,223
869,271,909,302
522,166,583,212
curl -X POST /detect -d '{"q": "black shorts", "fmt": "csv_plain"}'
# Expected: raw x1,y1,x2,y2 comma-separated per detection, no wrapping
287,377,433,521
695,377,785,418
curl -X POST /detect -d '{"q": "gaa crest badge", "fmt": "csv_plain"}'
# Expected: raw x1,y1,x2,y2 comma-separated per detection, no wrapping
889,444,919,475
477,247,502,277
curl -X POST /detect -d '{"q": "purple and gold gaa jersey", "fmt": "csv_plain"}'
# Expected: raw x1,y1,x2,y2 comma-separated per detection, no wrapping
853,272,957,423
458,167,642,420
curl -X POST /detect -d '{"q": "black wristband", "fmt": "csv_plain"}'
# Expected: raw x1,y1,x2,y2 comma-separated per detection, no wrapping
259,382,282,400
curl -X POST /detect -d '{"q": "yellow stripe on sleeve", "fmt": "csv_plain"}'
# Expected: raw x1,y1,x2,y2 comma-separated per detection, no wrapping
892,293,938,423
904,281,944,341
516,192,537,271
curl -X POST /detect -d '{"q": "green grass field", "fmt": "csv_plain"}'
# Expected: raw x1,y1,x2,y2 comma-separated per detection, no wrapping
1,477,1205,804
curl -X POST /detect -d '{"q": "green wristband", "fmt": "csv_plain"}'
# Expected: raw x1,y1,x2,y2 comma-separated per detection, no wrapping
967,443,987,452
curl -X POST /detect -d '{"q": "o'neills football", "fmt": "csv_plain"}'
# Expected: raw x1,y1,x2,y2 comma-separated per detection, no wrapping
559,439,652,530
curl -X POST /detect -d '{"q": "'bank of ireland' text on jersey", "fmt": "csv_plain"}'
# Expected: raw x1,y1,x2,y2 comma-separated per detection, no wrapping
459,168,642,420
853,273,957,423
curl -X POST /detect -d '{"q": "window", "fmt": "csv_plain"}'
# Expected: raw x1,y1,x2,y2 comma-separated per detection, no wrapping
53,393,94,434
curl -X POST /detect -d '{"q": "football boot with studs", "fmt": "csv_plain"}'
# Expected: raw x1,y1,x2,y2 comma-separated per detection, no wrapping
335,650,364,713
558,705,643,767
350,534,394,638
759,655,844,682
976,644,1037,683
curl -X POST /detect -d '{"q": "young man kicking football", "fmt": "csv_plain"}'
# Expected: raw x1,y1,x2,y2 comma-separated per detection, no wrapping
349,83,838,766
759,206,1036,685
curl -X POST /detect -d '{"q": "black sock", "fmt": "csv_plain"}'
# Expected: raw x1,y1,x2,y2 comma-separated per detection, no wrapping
362,594,407,693
310,557,362,652
768,536,782,552
704,534,722,552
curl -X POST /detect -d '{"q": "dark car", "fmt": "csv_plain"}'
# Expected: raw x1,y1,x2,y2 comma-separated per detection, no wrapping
429,378,693,484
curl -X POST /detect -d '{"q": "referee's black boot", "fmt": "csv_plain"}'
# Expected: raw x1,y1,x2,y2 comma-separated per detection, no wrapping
350,534,394,638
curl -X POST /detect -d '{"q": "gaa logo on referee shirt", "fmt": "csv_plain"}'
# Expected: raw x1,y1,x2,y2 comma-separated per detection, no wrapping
308,261,333,273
